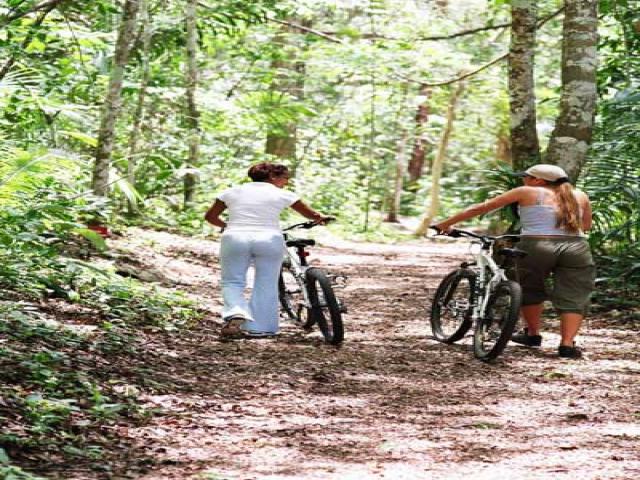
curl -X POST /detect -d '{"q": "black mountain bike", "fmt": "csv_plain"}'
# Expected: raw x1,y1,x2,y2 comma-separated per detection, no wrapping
278,221,347,345
430,227,526,361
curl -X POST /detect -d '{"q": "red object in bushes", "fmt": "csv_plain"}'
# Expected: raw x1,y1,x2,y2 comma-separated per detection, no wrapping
87,224,111,238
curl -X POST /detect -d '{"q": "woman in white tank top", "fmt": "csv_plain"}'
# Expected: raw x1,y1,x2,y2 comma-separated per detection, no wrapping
205,163,331,338
434,164,595,359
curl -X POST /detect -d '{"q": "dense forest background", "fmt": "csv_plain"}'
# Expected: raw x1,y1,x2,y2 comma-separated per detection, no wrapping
1,0,639,477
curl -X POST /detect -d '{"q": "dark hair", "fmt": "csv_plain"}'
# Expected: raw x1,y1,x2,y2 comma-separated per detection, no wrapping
247,162,290,182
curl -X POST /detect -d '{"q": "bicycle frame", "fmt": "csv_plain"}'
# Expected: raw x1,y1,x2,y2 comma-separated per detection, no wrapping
437,227,521,323
281,234,313,310
465,240,509,323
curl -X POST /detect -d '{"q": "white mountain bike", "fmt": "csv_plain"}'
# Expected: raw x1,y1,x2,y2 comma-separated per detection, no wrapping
278,221,347,345
430,227,526,361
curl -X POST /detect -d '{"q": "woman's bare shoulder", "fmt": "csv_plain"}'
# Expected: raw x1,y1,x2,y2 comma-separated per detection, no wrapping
573,188,591,202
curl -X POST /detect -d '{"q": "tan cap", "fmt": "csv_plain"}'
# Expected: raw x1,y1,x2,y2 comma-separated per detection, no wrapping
516,164,568,182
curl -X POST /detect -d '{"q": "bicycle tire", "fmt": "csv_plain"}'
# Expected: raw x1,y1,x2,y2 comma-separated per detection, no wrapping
306,267,344,345
473,280,522,361
430,268,475,343
278,265,311,326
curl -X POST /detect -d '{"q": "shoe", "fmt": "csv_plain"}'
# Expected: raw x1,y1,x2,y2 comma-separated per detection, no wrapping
558,344,582,359
220,315,245,338
511,328,542,347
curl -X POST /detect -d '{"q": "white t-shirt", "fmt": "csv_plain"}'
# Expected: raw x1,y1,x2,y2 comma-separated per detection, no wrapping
217,182,300,232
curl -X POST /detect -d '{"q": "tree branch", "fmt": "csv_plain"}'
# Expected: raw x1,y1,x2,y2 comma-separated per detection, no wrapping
395,6,565,87
414,22,511,42
1,0,68,27
0,4,57,81
267,17,345,44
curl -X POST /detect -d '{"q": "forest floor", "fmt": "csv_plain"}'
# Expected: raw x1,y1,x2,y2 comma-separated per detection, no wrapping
11,227,640,479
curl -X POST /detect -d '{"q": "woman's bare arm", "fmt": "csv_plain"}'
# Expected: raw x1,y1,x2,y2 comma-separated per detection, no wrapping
204,199,227,229
290,200,331,223
434,187,526,232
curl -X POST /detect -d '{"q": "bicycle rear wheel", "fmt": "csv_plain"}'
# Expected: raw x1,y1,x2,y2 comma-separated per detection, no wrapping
306,267,344,345
279,265,312,328
473,280,522,361
430,268,475,343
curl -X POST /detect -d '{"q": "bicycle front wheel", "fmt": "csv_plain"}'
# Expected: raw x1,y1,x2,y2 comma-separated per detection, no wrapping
306,268,344,345
430,268,475,343
473,280,522,362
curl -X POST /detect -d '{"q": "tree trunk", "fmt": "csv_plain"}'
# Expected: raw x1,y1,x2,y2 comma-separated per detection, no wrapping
183,0,200,208
546,0,598,182
92,0,141,197
407,85,431,183
266,21,307,162
385,128,408,223
415,82,465,237
126,0,151,214
509,0,540,171
496,133,512,164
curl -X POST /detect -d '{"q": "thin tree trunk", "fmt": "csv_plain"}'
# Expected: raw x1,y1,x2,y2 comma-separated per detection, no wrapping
509,0,540,171
126,0,151,214
92,0,141,197
266,21,306,161
407,84,431,183
546,0,598,182
183,0,200,207
385,128,408,223
415,82,465,237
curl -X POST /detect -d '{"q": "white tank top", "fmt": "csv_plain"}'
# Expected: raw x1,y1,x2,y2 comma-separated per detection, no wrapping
518,188,583,236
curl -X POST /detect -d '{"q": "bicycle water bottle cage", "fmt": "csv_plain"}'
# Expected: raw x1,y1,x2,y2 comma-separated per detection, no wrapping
286,239,316,248
497,248,527,258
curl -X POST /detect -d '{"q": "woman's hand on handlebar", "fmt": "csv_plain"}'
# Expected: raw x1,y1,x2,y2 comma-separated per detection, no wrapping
314,215,335,225
431,222,454,235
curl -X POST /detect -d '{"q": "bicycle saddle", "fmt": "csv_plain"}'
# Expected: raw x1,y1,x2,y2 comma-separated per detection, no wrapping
286,238,316,248
497,248,527,258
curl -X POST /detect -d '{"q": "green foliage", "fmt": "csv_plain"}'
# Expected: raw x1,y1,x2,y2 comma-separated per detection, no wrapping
0,310,148,474
598,0,640,91
582,87,640,302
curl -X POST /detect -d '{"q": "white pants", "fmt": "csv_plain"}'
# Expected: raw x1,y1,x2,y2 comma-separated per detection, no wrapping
220,230,285,334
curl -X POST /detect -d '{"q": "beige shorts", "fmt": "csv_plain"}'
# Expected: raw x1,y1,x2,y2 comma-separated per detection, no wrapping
517,237,596,314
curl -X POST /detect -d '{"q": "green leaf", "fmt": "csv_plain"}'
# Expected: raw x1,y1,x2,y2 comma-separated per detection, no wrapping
58,130,98,147
0,447,9,465
73,228,107,251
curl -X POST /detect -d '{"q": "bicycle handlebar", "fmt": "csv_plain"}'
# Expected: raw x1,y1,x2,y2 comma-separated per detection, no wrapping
429,226,520,244
283,217,335,232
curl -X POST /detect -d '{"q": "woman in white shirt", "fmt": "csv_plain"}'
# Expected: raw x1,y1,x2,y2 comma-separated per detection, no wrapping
205,163,331,338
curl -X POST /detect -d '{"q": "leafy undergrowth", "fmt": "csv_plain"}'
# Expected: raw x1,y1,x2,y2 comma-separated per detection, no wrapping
0,236,203,478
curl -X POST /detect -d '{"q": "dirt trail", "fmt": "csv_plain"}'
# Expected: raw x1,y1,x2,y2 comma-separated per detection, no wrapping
97,228,640,479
